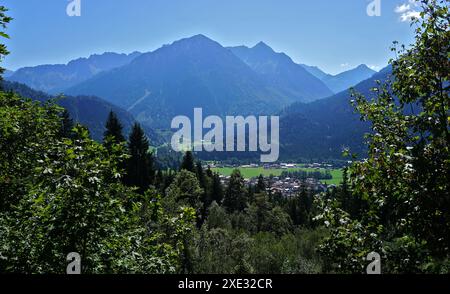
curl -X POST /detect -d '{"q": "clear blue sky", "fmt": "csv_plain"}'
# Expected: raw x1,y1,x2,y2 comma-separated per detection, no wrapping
2,0,418,74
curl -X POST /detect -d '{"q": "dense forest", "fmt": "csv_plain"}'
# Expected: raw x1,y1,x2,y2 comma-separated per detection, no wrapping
0,0,448,274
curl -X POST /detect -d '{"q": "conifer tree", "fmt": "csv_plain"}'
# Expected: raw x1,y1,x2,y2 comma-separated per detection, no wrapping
103,111,125,147
180,151,195,172
125,123,151,194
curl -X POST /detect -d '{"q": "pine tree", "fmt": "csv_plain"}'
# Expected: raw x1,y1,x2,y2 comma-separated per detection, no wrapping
180,151,195,172
125,123,151,194
103,111,125,147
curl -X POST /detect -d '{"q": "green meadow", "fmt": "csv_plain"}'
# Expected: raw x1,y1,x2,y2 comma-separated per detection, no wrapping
212,167,343,185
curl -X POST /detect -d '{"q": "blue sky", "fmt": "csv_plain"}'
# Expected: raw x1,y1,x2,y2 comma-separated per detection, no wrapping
2,0,419,74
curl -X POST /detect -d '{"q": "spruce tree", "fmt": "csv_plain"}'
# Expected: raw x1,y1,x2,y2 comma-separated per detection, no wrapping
180,151,195,172
103,111,125,147
125,123,151,194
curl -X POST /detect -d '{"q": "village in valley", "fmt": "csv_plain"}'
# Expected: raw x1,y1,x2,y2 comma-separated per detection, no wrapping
208,162,340,197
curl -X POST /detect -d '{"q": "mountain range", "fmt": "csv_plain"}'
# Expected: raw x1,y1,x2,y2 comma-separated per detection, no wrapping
228,42,333,103
66,35,288,128
3,34,387,159
7,52,141,94
302,63,377,93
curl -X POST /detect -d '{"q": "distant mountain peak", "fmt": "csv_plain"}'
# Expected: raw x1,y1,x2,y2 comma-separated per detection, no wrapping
253,41,274,52
178,34,217,45
165,34,224,52
320,64,377,93
190,33,211,40
229,41,334,102
355,64,372,71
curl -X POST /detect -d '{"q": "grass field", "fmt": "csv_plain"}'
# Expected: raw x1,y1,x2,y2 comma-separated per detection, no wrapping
212,167,343,185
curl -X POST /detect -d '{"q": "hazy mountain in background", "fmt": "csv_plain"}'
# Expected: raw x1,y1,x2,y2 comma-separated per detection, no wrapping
229,42,333,102
299,64,329,80
6,52,141,94
1,80,161,144
66,35,296,129
301,64,378,94
278,66,392,160
320,64,377,93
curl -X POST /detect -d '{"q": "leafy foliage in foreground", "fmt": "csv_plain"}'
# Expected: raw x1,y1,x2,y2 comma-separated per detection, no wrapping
0,91,195,273
316,0,450,273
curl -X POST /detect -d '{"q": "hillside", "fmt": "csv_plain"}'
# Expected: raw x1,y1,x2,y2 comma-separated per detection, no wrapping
278,66,392,160
1,80,161,144
7,52,141,94
321,64,376,93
